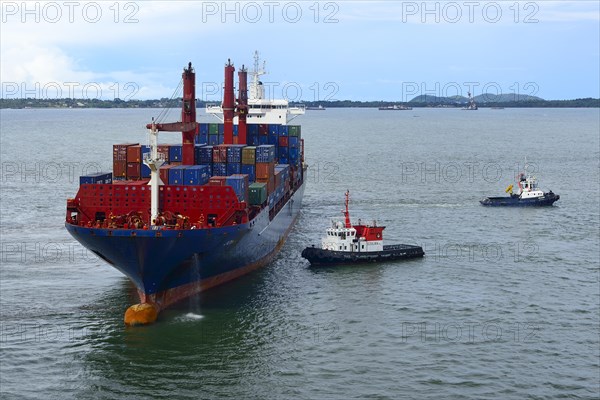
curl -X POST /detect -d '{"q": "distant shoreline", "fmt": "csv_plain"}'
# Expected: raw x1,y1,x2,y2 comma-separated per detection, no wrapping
1,98,598,109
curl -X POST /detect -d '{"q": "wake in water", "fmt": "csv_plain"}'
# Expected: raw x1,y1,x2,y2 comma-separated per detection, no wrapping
176,312,204,322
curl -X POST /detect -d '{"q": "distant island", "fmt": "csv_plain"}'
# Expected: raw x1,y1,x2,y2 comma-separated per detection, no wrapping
1,94,598,109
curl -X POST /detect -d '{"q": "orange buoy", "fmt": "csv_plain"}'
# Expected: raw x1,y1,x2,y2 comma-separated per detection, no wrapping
124,303,159,326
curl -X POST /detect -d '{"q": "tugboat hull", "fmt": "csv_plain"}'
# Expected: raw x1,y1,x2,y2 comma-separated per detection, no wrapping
480,193,559,206
301,244,424,266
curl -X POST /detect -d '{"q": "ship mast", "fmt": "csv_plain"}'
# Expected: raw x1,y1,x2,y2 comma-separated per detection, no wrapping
249,50,266,100
343,190,352,228
144,62,197,226
145,118,165,225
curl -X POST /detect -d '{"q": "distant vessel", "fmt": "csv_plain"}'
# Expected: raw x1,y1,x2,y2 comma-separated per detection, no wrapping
462,92,478,110
378,105,413,111
480,171,559,206
306,105,326,111
301,191,424,265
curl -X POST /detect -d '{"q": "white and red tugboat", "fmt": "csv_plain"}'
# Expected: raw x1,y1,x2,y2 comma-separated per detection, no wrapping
301,191,424,266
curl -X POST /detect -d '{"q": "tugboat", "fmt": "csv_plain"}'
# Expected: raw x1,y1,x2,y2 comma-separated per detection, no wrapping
301,191,424,265
480,171,560,206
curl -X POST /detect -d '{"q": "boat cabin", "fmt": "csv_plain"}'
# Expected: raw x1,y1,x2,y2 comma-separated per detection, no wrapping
518,173,544,199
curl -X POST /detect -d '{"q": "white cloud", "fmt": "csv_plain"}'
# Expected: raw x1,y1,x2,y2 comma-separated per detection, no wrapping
0,1,233,98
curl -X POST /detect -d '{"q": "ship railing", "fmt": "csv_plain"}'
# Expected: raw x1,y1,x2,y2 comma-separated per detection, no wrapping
142,153,166,164
289,104,306,114
383,244,420,251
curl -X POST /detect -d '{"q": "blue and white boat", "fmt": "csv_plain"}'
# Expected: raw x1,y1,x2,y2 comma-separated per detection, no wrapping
480,172,559,206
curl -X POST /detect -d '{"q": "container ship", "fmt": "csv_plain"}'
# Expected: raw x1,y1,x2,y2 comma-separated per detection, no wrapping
65,53,307,325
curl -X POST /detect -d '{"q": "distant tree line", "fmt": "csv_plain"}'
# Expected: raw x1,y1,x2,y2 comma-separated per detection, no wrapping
1,97,598,109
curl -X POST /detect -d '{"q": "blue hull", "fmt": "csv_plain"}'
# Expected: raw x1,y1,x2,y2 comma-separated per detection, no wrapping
480,193,559,207
66,182,305,303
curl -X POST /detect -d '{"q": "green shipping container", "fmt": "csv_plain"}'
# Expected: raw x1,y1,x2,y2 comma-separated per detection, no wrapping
242,146,256,165
288,125,301,137
249,182,268,205
209,123,219,135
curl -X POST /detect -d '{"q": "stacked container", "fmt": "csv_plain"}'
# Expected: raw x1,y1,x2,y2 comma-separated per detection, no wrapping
184,165,210,185
113,143,138,180
249,182,267,205
168,165,186,185
226,174,249,203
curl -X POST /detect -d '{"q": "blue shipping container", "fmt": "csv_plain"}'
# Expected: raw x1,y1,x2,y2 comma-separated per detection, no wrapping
213,162,227,176
226,175,248,203
208,135,219,146
233,125,238,136
279,156,289,165
199,123,209,136
247,135,258,146
268,124,280,137
248,124,259,135
169,145,182,162
268,193,275,209
218,123,224,135
218,134,225,144
80,172,112,185
275,164,290,179
168,165,186,184
256,145,276,163
258,136,268,145
226,162,241,175
289,136,300,147
184,165,210,185
241,164,256,183
279,125,288,136
140,145,151,175
141,164,151,178
226,145,245,163
193,163,212,176
195,145,213,164
278,146,289,159
289,147,299,163
196,131,208,145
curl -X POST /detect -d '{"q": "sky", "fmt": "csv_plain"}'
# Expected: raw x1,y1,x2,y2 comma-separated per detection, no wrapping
1,1,599,101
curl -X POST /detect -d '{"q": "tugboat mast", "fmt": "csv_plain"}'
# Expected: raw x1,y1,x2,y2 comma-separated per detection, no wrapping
343,190,352,228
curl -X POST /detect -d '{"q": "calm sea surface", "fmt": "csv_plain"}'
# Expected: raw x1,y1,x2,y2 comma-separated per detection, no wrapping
1,108,599,399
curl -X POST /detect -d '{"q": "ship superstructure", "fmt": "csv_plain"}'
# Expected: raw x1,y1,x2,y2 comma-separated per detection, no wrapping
206,51,305,124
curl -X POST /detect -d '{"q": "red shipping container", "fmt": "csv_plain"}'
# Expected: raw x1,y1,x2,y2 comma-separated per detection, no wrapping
212,145,228,163
113,143,138,161
157,145,170,161
257,176,274,194
255,162,274,180
259,124,268,136
127,162,141,178
278,136,288,147
209,176,227,186
113,160,127,178
127,145,142,163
